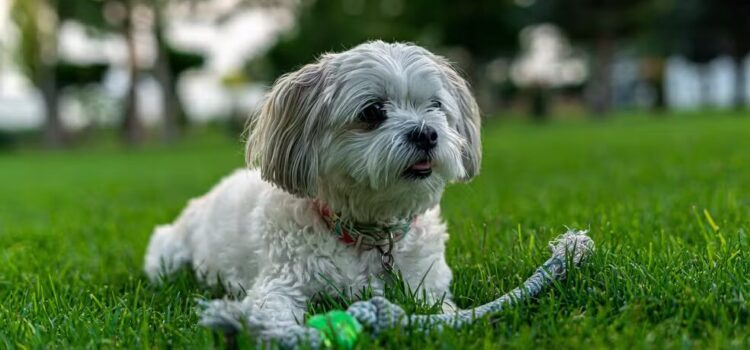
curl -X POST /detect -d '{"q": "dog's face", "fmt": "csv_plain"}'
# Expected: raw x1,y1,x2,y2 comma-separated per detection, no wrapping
248,41,481,221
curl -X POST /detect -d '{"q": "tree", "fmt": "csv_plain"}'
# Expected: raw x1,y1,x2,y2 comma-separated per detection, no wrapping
147,0,206,141
649,0,750,109
721,0,750,110
532,0,654,116
265,1,522,80
261,0,526,115
595,0,749,112
11,0,64,147
723,1,750,110
92,0,146,145
134,0,271,142
10,0,108,147
679,0,750,110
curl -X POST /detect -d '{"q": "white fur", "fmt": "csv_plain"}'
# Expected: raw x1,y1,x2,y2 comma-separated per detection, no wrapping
144,41,481,339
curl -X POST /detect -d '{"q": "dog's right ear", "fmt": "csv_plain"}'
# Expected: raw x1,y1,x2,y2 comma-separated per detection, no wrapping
246,60,330,197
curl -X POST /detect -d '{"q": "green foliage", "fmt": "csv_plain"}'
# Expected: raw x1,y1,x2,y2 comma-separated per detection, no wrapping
10,0,115,71
58,0,109,30
166,45,205,75
664,0,750,62
0,131,18,150
55,62,109,88
408,0,529,61
532,0,654,41
10,0,112,88
1,113,750,347
10,0,47,83
264,0,526,79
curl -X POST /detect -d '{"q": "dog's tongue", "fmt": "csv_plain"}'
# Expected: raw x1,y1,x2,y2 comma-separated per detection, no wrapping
411,160,432,171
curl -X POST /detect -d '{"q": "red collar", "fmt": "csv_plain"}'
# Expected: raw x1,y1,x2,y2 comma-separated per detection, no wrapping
313,200,415,250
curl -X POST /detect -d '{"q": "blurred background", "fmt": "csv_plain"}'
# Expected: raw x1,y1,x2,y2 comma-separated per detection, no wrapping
0,0,748,148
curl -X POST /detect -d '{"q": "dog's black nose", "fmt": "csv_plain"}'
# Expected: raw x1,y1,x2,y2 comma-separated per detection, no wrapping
408,126,438,151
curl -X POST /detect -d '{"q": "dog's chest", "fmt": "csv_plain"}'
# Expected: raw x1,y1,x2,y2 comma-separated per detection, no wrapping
326,248,388,292
319,239,427,298
270,207,445,297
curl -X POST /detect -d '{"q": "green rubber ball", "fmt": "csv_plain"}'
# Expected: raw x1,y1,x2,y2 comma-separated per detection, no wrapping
306,310,363,349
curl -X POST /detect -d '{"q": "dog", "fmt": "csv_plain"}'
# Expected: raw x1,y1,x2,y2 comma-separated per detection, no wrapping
144,40,481,339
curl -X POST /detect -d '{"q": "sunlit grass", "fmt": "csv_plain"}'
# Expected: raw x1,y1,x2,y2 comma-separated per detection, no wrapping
1,113,749,348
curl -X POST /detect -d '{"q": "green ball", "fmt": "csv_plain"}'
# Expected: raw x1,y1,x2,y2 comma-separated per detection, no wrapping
306,310,363,349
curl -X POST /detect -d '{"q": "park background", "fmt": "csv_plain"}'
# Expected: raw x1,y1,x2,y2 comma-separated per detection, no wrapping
0,0,749,143
1,0,749,348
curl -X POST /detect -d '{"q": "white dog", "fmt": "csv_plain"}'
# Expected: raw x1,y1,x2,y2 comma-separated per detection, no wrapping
144,40,481,339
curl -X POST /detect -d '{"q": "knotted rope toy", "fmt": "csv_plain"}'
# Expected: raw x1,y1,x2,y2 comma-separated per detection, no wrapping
202,230,594,349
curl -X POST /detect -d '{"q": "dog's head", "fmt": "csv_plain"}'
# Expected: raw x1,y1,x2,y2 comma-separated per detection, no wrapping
247,41,481,221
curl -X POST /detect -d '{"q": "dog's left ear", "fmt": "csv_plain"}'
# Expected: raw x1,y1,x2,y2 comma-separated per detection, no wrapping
246,58,330,197
432,55,482,181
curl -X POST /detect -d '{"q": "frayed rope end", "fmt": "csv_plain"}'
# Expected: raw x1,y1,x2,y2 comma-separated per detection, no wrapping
548,229,594,266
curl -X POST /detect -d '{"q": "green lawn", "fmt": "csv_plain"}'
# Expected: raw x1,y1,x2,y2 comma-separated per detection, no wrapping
1,114,749,349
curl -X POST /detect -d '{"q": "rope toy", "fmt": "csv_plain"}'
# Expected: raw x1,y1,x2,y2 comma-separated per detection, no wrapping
206,230,594,349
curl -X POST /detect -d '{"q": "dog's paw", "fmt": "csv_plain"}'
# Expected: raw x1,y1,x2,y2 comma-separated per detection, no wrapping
197,299,244,331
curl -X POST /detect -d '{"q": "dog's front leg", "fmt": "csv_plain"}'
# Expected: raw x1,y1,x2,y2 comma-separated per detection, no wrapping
201,275,308,339
399,254,457,313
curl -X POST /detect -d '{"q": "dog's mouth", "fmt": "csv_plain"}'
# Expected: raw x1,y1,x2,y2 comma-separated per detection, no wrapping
404,159,432,179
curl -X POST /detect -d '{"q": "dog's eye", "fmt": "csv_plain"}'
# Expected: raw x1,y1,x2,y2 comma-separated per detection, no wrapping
359,101,386,128
429,100,442,109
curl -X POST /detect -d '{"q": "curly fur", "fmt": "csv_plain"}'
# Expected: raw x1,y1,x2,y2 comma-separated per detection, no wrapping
144,41,481,339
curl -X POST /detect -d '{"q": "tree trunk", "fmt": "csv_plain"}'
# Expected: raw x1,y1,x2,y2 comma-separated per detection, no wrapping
643,56,665,113
587,32,615,117
700,64,713,108
40,64,65,147
39,0,65,147
122,1,145,145
529,84,549,121
653,76,666,112
734,55,746,110
153,6,186,142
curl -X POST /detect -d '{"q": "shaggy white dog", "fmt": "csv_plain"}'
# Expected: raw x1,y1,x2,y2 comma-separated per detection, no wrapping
144,40,481,339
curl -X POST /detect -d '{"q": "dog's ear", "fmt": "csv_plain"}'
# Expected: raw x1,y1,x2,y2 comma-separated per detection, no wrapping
432,55,482,181
246,60,329,197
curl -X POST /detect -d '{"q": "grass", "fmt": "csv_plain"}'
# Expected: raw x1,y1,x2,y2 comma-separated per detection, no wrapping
1,113,749,349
